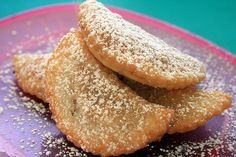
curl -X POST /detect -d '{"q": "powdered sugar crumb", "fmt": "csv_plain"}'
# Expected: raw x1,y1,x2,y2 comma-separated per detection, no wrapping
0,106,3,114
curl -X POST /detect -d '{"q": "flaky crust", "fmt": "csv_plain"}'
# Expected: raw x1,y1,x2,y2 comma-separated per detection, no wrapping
45,28,174,156
123,78,232,134
79,0,206,89
12,54,50,102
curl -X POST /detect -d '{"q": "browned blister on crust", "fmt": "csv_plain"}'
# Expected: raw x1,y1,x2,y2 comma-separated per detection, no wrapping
123,78,232,134
78,0,206,89
12,54,50,102
45,28,174,156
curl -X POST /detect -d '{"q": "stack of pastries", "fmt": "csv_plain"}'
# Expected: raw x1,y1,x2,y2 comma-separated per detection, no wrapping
12,0,232,156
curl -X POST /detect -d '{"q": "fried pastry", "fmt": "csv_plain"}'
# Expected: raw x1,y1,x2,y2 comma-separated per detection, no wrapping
13,53,232,135
78,0,206,89
12,54,50,102
122,78,232,134
45,28,174,156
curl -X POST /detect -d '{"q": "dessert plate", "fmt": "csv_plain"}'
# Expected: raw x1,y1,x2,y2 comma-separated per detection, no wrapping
0,4,235,157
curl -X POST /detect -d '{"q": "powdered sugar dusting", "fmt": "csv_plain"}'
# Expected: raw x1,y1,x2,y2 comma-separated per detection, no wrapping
79,0,206,89
127,14,236,156
13,54,50,102
46,28,172,156
122,77,231,135
0,33,87,157
0,5,235,156
41,132,87,157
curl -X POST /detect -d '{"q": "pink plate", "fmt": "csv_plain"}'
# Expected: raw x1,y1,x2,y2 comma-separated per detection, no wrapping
0,4,236,157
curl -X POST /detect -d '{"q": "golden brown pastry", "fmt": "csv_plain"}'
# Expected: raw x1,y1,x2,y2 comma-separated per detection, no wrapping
13,53,232,134
79,0,206,89
45,28,174,156
123,78,232,134
12,54,50,102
